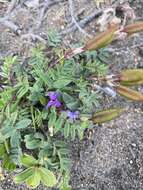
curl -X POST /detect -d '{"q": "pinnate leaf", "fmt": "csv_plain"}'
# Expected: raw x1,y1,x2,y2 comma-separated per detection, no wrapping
16,119,31,129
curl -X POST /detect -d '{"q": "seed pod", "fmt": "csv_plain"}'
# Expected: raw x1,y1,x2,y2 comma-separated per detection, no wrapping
121,80,143,86
119,69,143,86
116,85,143,101
92,108,123,124
122,22,143,35
84,24,118,51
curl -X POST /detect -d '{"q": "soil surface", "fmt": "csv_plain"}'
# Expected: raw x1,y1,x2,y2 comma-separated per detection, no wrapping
0,0,143,190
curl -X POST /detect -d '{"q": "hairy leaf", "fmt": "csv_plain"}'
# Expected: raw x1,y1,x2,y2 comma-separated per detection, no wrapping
20,154,38,167
39,167,57,187
3,155,16,171
24,134,41,149
53,78,72,89
0,144,6,158
26,168,41,189
10,130,21,147
14,168,34,183
15,119,31,129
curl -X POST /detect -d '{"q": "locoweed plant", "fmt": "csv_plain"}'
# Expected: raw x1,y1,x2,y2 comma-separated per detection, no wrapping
0,21,143,189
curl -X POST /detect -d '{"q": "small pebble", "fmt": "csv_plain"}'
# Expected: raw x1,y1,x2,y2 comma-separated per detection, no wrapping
131,143,136,147
61,25,64,30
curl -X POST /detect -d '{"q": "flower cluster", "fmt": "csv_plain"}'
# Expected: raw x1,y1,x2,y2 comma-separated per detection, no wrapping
46,92,61,109
46,91,80,122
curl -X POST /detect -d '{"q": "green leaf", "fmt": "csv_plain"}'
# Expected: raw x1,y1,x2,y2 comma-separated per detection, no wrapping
26,168,41,189
24,134,41,149
62,93,79,110
60,184,71,190
55,117,64,133
63,121,70,139
10,130,21,147
77,127,84,140
70,125,76,140
58,148,69,155
48,108,57,128
39,167,57,187
47,29,61,47
20,154,38,167
0,100,4,109
25,139,40,150
0,144,5,157
59,173,71,190
3,155,16,171
16,76,29,99
62,93,75,103
15,119,31,129
59,157,71,171
53,78,72,89
54,141,68,148
39,96,47,105
1,125,15,140
14,167,34,183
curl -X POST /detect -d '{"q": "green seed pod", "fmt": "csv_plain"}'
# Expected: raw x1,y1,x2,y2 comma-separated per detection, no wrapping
84,25,118,51
119,69,143,86
92,108,123,124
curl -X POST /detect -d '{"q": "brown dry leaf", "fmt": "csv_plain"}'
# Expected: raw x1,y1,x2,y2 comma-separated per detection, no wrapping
92,108,123,124
116,85,143,101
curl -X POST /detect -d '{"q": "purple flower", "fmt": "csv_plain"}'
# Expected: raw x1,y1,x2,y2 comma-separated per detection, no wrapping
48,92,58,100
46,92,61,109
67,111,79,121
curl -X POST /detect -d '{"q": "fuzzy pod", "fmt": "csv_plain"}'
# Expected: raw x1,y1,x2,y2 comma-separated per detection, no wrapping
116,85,143,101
92,108,123,124
84,24,119,51
119,69,143,86
121,80,143,86
122,22,143,35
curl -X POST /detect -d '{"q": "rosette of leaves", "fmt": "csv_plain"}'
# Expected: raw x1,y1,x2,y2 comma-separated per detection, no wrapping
14,154,57,188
